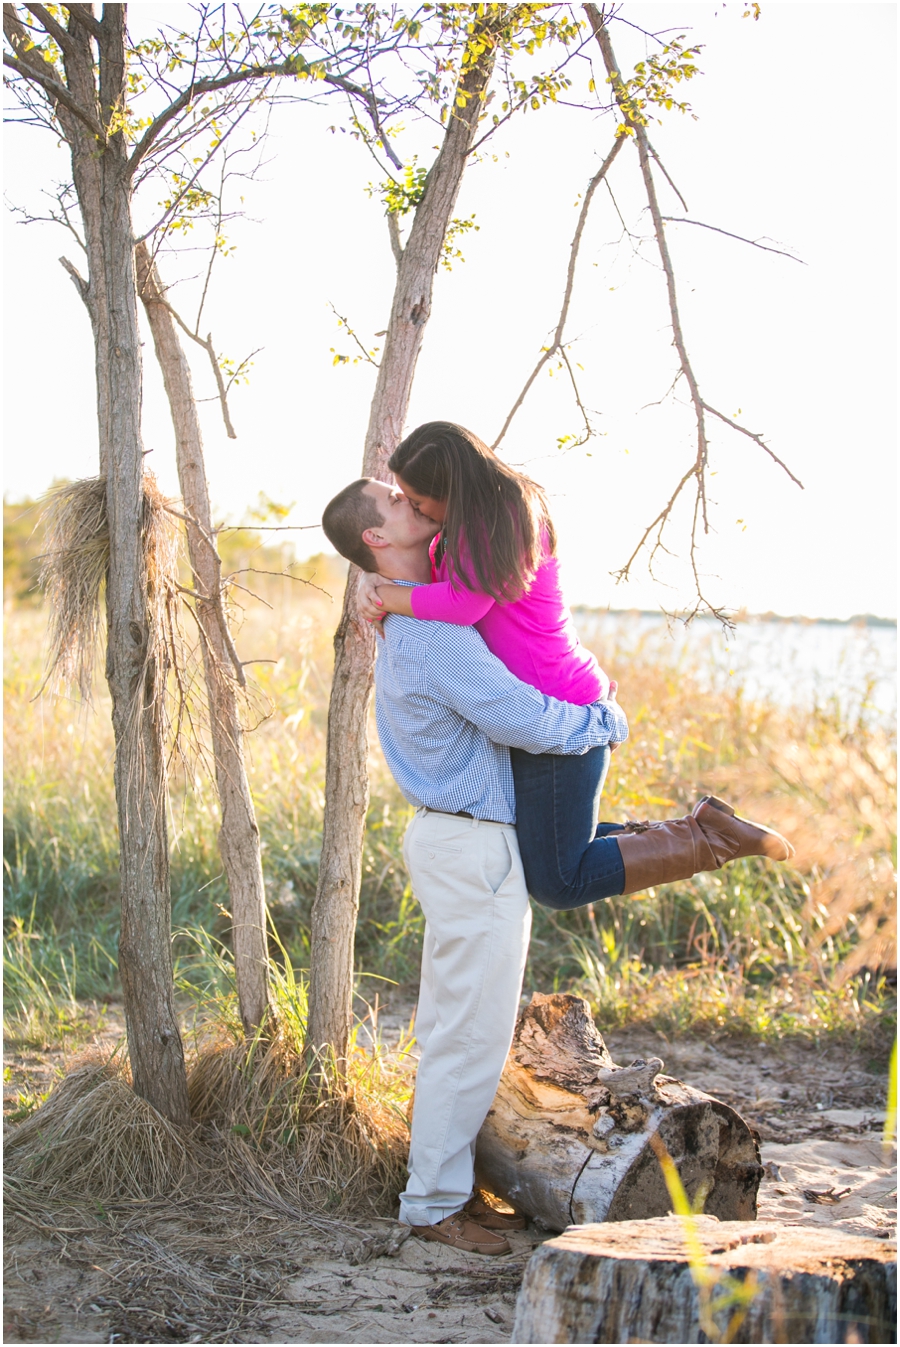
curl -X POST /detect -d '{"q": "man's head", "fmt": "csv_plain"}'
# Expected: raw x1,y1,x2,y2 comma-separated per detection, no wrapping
322,478,437,577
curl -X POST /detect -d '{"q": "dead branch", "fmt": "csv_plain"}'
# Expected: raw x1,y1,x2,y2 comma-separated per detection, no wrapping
226,567,331,600
584,2,803,613
59,254,88,302
703,402,804,487
493,134,624,450
660,216,806,264
647,140,688,212
137,272,240,440
215,524,320,533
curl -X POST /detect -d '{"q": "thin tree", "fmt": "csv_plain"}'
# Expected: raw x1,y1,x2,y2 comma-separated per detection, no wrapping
306,3,586,1061
1,0,392,1112
135,238,273,1036
4,2,192,1122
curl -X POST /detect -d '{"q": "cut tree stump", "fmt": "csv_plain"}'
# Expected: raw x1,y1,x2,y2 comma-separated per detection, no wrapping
511,1217,897,1344
475,992,763,1231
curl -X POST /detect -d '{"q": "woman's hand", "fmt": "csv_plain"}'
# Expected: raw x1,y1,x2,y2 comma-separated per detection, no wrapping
357,571,387,624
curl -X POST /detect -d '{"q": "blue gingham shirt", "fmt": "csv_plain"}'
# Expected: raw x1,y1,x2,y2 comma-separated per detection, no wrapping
374,603,628,825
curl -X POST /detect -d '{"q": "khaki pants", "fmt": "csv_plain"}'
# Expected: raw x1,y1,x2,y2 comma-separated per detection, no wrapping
398,807,532,1227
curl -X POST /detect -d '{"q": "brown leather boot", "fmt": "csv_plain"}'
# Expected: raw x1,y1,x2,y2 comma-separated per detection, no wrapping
615,795,793,897
692,795,794,864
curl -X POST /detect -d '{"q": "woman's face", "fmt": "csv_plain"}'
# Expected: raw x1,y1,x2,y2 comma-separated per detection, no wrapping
395,474,448,524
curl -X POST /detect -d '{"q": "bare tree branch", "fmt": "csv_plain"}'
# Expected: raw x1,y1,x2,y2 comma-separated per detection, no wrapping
2,51,105,139
584,2,802,614
127,63,284,175
647,139,688,212
703,402,805,487
328,301,381,368
493,133,624,449
138,271,240,440
660,215,806,263
216,522,320,533
127,60,377,178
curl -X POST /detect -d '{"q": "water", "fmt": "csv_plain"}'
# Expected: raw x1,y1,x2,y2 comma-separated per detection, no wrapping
574,611,897,728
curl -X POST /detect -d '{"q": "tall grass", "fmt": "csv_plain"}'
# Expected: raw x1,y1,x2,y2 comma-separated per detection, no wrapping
3,566,896,1056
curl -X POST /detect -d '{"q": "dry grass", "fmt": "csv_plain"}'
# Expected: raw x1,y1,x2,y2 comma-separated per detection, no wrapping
186,1033,411,1219
3,1042,397,1343
4,1057,191,1201
4,559,896,1051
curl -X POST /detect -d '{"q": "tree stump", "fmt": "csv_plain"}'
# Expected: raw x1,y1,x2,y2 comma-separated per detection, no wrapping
511,1217,897,1344
475,993,762,1231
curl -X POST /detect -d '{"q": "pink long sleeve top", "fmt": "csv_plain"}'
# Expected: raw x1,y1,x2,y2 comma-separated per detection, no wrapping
409,533,608,706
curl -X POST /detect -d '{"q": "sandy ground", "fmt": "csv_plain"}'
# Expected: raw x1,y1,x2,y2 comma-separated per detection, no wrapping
3,1011,895,1345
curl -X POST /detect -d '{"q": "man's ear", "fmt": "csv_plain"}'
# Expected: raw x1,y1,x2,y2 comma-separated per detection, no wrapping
361,527,389,550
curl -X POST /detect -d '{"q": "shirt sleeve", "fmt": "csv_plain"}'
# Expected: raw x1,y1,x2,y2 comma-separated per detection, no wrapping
410,578,495,625
423,623,629,754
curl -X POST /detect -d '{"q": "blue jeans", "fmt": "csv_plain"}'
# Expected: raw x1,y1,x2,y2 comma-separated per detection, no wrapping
510,745,626,910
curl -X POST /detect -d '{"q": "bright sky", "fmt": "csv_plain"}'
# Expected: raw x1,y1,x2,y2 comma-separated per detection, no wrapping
3,2,896,619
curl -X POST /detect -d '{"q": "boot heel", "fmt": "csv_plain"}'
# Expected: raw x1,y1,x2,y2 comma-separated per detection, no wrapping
698,794,736,817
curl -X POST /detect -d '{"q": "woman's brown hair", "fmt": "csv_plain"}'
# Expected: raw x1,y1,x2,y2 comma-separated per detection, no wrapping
388,422,555,602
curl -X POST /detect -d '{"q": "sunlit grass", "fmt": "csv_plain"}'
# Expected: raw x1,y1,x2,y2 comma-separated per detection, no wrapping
4,579,896,1059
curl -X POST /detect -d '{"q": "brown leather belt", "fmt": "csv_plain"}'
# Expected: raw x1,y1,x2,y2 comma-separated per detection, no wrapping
422,807,509,827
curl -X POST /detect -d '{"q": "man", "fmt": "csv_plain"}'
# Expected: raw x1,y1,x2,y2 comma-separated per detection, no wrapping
322,478,628,1256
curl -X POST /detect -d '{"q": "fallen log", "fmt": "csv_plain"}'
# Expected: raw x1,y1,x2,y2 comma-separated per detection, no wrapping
511,1217,897,1344
475,992,762,1230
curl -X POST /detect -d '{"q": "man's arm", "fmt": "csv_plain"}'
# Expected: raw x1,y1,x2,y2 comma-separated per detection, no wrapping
411,622,628,754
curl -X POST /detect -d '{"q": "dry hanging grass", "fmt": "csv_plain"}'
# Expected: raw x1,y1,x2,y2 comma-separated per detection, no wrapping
35,473,212,777
38,473,187,703
36,476,110,702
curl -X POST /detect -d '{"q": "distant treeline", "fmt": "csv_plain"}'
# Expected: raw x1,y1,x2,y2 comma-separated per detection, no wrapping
572,606,897,629
5,495,892,626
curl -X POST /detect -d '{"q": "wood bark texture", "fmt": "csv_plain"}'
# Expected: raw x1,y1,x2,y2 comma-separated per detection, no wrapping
476,994,762,1232
5,4,190,1121
135,241,272,1036
306,25,500,1061
512,1217,897,1344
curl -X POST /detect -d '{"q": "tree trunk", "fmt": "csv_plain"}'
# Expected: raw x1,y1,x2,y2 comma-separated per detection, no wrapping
512,1218,897,1344
306,28,500,1062
135,241,272,1036
476,994,762,1231
8,2,192,1123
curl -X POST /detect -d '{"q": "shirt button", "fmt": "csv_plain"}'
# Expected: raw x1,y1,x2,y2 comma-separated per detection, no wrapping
428,851,435,859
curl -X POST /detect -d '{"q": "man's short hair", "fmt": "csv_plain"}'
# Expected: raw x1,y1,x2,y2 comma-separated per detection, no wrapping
322,478,384,572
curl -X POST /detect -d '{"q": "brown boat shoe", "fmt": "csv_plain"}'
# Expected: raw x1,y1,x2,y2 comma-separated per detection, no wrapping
410,1212,511,1255
464,1195,528,1231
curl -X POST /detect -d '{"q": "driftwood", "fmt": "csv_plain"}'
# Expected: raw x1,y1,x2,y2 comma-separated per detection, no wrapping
512,1217,897,1344
475,993,762,1230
